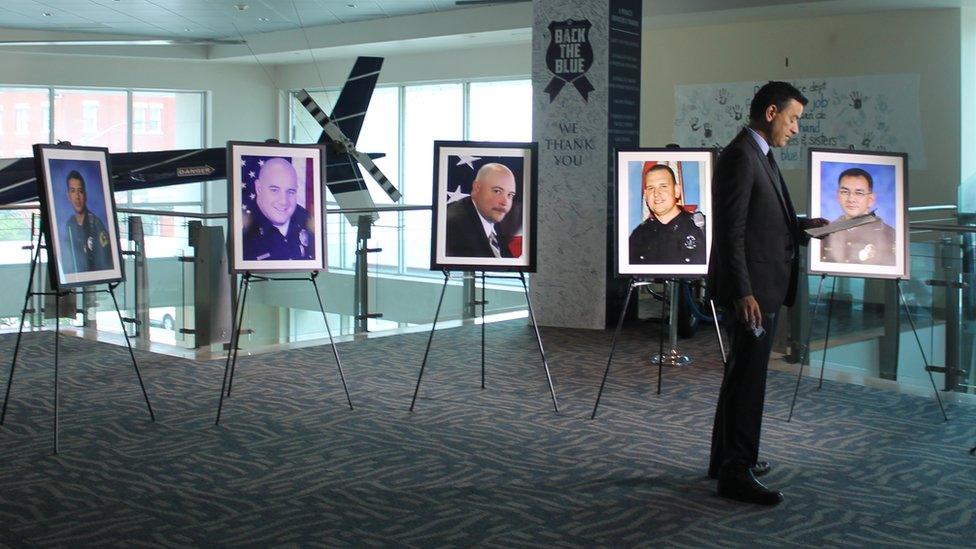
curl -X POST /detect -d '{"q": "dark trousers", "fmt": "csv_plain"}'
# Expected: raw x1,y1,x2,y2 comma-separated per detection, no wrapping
708,311,779,476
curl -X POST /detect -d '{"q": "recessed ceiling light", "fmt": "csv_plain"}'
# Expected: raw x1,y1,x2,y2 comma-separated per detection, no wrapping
346,3,356,7
234,3,248,11
42,12,53,17
258,17,270,22
183,28,191,32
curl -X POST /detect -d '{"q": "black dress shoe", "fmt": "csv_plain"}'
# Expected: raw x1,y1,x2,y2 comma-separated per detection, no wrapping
717,469,784,506
708,461,770,479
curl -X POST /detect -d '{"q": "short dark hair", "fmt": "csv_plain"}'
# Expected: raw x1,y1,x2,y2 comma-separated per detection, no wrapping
66,170,86,192
645,164,677,186
749,81,808,123
838,167,873,192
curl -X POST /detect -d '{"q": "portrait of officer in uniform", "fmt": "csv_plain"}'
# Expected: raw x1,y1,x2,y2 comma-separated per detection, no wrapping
628,164,706,265
820,167,896,266
242,157,316,262
61,169,113,274
445,163,518,259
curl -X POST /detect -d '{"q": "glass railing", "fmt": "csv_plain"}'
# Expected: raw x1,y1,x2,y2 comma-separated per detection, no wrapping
0,203,529,358
785,205,976,399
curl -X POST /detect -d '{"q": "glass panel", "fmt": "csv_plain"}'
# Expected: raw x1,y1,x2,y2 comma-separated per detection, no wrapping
403,83,463,206
0,87,50,156
131,91,203,152
468,79,532,141
54,89,127,151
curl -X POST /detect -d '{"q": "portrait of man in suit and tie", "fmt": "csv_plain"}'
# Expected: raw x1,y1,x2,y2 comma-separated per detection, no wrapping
431,141,537,272
445,163,518,259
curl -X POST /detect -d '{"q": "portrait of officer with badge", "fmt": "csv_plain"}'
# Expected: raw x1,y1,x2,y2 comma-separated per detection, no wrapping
615,149,714,277
34,144,123,289
808,149,908,280
228,142,325,273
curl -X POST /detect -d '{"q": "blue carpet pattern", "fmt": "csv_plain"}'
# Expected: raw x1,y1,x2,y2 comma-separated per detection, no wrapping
0,320,974,547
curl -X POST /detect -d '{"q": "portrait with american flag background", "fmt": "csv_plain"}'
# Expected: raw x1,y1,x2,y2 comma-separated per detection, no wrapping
227,141,326,273
431,141,538,272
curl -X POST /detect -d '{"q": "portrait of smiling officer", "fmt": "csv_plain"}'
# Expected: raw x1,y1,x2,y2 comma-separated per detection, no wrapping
242,157,316,261
62,169,113,274
628,164,705,265
445,162,517,258
821,167,896,265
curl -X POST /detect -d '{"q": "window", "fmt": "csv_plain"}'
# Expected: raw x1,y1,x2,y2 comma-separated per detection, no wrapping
289,78,531,277
55,90,126,150
148,103,163,133
0,85,207,266
14,103,28,134
133,101,146,134
82,100,99,133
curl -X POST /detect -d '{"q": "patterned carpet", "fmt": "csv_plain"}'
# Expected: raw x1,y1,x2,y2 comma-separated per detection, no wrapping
0,320,974,547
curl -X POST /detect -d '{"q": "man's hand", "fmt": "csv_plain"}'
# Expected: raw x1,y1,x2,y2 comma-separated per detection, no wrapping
734,295,763,329
802,217,829,230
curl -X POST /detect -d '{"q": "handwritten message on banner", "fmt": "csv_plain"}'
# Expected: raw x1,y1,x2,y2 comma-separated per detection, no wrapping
673,74,926,169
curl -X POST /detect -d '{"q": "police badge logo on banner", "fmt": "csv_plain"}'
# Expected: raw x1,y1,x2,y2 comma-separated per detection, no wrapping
544,19,595,102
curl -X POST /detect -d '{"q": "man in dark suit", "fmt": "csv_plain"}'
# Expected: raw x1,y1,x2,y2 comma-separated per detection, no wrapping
706,81,827,505
446,163,517,258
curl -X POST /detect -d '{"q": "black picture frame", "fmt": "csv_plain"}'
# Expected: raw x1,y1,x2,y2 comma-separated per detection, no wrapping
227,141,327,274
33,143,124,289
430,140,538,272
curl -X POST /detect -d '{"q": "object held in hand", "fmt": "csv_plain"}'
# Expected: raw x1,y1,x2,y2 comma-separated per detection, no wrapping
804,213,880,239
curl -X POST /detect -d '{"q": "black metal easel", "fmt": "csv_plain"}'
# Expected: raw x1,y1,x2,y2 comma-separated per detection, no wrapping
590,278,726,419
788,275,947,422
214,270,353,424
409,270,558,413
0,235,155,454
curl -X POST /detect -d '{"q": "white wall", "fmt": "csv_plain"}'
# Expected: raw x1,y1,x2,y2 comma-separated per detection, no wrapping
641,8,961,211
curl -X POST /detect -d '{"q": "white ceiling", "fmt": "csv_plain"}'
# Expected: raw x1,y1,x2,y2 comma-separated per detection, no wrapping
0,0,503,39
0,0,970,63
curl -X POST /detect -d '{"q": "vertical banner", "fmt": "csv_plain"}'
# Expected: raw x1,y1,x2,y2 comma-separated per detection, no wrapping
532,0,641,329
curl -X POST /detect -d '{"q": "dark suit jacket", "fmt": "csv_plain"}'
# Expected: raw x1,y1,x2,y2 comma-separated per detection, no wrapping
706,129,803,314
445,197,512,258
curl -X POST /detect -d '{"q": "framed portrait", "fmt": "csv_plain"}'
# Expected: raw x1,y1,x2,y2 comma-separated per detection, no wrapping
430,141,538,272
615,148,714,277
227,141,326,273
808,148,908,279
33,143,124,289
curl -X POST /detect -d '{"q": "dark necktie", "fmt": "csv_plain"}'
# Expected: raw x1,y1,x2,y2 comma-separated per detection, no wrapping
767,150,797,224
489,227,502,258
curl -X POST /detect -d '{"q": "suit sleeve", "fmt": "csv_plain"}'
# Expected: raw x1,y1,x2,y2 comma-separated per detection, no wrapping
714,146,754,300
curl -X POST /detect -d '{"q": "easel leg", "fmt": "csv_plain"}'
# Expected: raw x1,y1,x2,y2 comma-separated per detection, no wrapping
657,281,667,395
107,285,155,422
53,305,60,455
410,271,450,411
591,281,634,419
817,276,837,390
1,242,41,426
226,274,252,397
310,274,353,410
789,273,826,422
520,272,558,413
215,273,247,425
898,280,948,421
480,272,486,389
709,299,726,364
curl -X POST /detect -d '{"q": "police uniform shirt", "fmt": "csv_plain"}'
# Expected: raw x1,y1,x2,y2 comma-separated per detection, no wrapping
821,214,896,266
629,208,706,265
242,205,315,261
63,210,113,274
